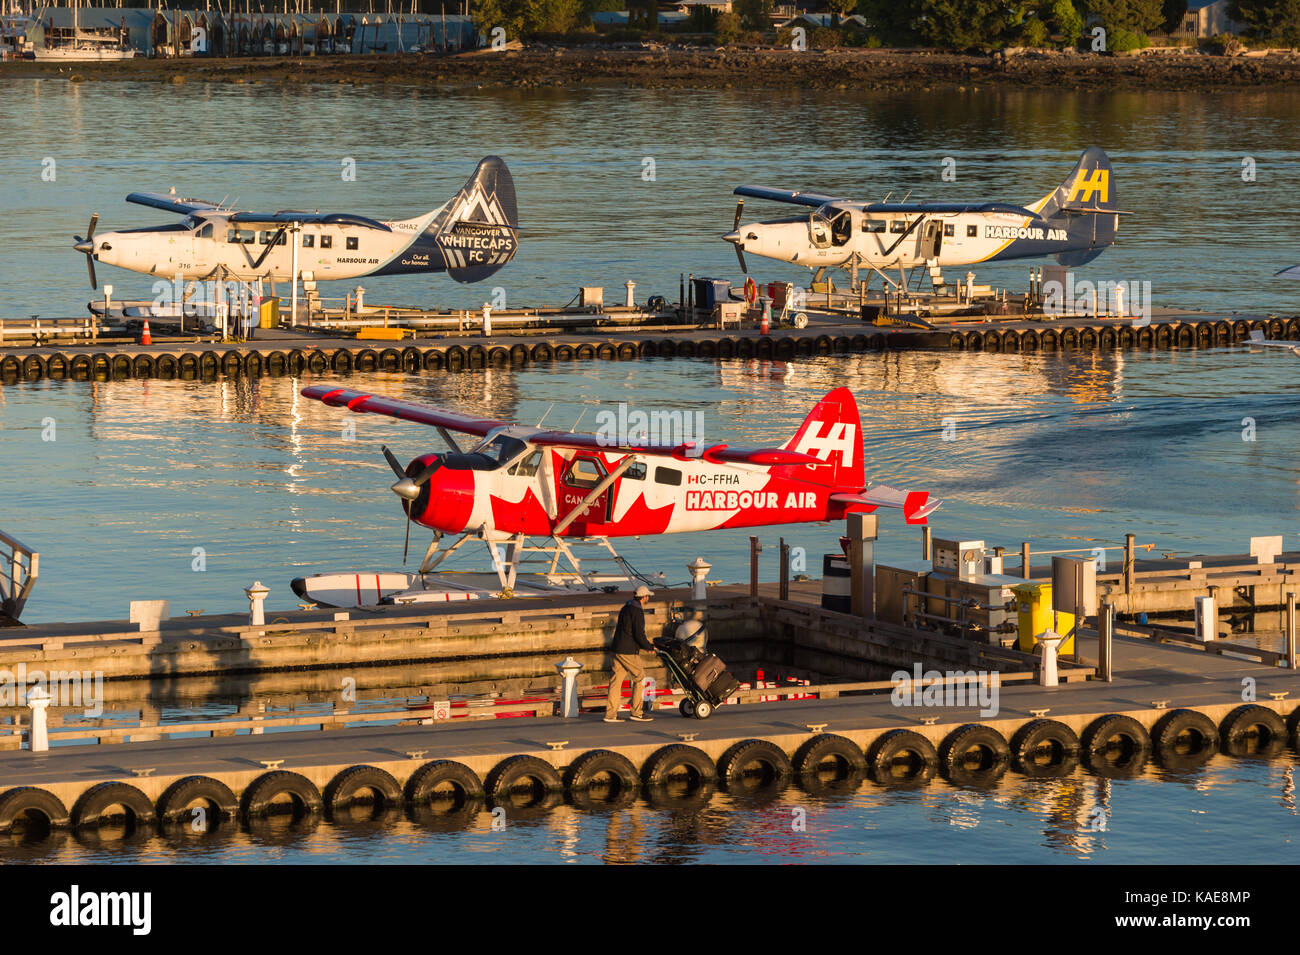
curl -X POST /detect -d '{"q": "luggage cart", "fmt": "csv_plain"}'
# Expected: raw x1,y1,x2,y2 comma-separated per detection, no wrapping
653,636,740,720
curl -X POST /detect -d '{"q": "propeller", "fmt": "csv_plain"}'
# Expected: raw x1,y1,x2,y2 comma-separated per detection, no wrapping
73,214,98,290
724,199,748,274
382,445,442,563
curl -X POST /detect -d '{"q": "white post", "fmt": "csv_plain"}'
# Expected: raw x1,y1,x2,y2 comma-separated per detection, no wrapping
104,283,113,321
27,686,50,752
1115,283,1125,320
245,580,269,631
1194,594,1215,642
355,285,366,314
1036,629,1062,687
482,302,492,337
555,655,582,718
290,221,300,328
964,271,974,303
625,280,636,308
688,557,711,602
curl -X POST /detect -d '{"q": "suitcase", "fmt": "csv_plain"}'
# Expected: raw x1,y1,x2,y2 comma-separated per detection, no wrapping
705,670,740,703
691,654,726,693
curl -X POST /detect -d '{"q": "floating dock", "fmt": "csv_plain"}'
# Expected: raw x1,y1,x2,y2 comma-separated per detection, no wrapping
1,307,1297,386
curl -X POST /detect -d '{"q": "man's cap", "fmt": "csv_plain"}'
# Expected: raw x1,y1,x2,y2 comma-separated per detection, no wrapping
634,585,653,599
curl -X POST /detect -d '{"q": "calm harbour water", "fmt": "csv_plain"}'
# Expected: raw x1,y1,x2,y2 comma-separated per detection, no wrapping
1,80,1299,864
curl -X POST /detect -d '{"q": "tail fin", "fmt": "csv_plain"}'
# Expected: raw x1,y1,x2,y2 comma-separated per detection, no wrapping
433,156,519,284
1034,147,1121,267
779,387,865,489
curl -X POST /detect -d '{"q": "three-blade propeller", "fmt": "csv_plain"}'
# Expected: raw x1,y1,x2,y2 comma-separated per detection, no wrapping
382,446,441,563
73,214,98,290
728,199,748,274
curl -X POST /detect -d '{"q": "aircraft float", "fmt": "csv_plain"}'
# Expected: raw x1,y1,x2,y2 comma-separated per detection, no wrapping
296,385,939,597
72,156,518,289
723,147,1125,291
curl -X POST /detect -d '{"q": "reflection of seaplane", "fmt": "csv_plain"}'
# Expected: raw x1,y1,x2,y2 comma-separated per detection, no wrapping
293,385,940,606
724,147,1124,291
1244,329,1300,358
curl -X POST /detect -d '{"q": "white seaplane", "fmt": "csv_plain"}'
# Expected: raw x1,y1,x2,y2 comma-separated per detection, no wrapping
73,156,518,289
723,147,1125,291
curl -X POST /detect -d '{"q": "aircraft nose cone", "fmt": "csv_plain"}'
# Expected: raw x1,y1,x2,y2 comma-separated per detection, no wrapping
391,477,422,501
74,240,92,254
723,230,742,246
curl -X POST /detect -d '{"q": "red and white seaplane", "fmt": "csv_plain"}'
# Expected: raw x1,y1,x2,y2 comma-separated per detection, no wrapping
293,384,939,605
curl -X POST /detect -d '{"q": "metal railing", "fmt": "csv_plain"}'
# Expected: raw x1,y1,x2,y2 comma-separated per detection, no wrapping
0,530,37,623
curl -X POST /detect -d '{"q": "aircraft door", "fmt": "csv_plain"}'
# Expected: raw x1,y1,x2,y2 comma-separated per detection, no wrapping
558,454,612,531
809,214,831,249
921,220,941,260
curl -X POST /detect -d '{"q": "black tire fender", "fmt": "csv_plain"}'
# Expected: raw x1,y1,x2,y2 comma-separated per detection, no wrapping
156,775,238,825
1220,704,1287,758
1151,708,1219,764
938,724,1010,785
641,744,716,789
405,759,482,807
0,786,70,832
323,765,402,816
866,729,938,785
1081,714,1151,777
241,771,323,820
793,733,866,780
485,755,562,810
72,781,156,831
717,739,792,791
564,749,640,809
1009,719,1080,777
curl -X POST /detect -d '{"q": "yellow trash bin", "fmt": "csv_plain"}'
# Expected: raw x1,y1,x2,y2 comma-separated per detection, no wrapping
1012,582,1075,656
258,297,280,329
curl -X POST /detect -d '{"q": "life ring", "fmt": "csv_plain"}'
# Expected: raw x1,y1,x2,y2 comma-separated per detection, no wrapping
564,749,640,810
866,729,938,786
1220,704,1286,758
1009,719,1079,777
0,786,69,833
1150,709,1219,771
404,759,483,810
156,775,238,827
485,755,562,813
717,739,792,792
323,765,403,819
72,781,156,832
241,771,323,820
1081,714,1150,778
743,276,758,304
641,744,716,790
938,724,1010,786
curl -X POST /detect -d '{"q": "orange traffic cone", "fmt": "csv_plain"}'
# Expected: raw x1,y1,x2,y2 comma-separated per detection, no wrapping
140,320,152,346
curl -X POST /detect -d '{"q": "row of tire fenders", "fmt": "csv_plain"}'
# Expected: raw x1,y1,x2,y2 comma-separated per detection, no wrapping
0,703,1289,841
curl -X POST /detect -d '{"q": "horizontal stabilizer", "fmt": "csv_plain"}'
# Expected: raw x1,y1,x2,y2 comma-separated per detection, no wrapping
831,484,941,524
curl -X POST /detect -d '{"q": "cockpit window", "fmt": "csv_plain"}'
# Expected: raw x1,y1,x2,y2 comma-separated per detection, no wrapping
475,433,530,468
509,449,542,477
565,456,607,489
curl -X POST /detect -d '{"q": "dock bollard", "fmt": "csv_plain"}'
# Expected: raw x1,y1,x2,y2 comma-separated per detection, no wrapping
555,656,582,718
245,581,269,633
1035,629,1063,687
688,557,711,603
625,280,636,308
26,686,50,752
482,302,492,337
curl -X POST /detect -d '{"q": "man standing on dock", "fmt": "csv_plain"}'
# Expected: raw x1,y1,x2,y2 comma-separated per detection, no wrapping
605,585,656,723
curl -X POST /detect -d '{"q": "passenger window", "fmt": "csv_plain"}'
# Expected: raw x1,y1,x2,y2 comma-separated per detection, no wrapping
862,220,886,233
566,457,606,489
967,225,978,238
260,231,273,245
655,467,681,486
321,235,333,249
890,221,908,234
623,462,646,481
943,224,954,237
197,223,213,239
346,237,359,251
227,229,240,244
302,234,315,248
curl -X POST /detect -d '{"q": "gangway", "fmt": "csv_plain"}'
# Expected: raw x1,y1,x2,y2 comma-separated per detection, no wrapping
0,530,37,625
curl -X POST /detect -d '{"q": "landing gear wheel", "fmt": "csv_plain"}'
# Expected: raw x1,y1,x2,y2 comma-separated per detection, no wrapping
679,699,696,718
694,700,713,720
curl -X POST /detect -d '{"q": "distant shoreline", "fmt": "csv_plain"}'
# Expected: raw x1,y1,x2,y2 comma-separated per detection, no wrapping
5,47,1300,91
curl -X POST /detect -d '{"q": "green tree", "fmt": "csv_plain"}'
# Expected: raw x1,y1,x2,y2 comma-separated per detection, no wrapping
917,0,1015,47
859,0,922,43
735,0,774,31
1083,0,1163,33
1048,0,1084,45
1228,0,1300,45
826,0,859,21
1160,0,1187,33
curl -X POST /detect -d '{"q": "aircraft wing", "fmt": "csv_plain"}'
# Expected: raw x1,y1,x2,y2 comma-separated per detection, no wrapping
1275,265,1300,280
126,192,224,215
526,430,820,467
831,485,941,524
733,186,846,208
301,386,507,436
229,211,393,231
1245,330,1300,355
